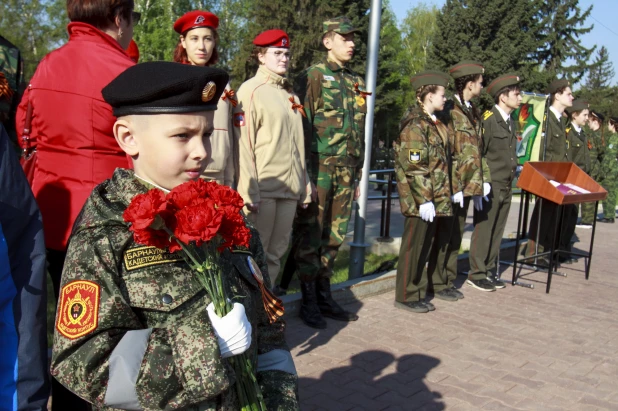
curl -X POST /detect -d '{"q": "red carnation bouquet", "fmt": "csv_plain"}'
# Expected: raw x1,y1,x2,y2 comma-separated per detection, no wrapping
123,179,277,411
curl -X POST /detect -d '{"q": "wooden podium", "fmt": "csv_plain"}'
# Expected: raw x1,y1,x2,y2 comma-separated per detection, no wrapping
512,162,607,293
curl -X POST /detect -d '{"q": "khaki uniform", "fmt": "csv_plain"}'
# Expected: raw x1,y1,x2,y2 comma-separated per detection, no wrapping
469,106,517,280
527,109,569,255
51,169,299,410
581,127,602,224
395,106,454,302
202,84,236,187
235,66,310,283
560,125,588,250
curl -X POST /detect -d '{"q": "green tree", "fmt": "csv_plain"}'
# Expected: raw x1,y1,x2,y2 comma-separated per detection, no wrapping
400,2,438,76
533,0,595,86
579,46,617,117
0,0,67,81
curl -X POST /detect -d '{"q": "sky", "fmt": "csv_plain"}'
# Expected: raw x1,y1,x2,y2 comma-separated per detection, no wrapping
389,0,618,86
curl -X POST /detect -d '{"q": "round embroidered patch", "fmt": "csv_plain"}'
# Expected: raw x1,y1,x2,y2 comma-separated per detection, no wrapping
247,256,264,283
56,280,100,340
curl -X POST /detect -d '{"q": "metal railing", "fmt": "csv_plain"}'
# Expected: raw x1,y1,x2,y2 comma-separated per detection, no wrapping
365,168,398,242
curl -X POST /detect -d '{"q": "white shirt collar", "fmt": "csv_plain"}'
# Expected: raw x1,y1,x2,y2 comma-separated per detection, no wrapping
494,104,511,124
572,123,581,133
549,105,563,121
455,94,472,109
430,113,437,122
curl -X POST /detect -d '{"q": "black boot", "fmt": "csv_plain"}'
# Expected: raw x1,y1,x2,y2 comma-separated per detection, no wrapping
316,277,359,321
299,281,327,329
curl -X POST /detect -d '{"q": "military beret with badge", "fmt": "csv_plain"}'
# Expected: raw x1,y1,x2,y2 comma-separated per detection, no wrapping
485,73,520,98
448,60,484,79
173,10,219,34
253,29,290,48
102,61,229,116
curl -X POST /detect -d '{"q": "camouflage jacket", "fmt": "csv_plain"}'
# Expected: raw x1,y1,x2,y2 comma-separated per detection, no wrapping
51,169,299,411
600,131,618,175
440,98,488,197
585,127,602,178
299,58,367,176
543,109,569,162
481,106,518,186
566,125,589,172
395,106,454,217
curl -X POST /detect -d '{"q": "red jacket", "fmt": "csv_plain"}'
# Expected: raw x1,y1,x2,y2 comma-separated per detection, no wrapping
16,22,134,251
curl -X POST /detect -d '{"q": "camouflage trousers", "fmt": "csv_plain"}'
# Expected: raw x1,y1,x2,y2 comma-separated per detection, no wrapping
289,158,357,282
600,173,618,220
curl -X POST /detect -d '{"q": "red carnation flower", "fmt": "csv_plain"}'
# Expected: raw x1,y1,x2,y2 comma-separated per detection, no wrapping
218,210,251,251
167,179,212,210
174,199,223,246
210,184,244,214
123,190,168,230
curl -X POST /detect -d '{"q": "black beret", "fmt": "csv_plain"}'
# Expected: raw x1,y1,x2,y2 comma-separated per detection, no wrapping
485,73,520,98
547,78,570,94
565,99,589,114
102,61,229,117
590,110,605,122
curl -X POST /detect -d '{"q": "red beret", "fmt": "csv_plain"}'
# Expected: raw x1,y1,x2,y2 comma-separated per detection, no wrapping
253,29,290,48
174,11,219,34
125,39,139,63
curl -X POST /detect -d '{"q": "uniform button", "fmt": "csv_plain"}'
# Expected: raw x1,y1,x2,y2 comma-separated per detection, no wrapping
162,294,173,304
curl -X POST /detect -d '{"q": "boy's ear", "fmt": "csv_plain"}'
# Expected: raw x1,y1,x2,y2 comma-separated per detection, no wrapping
114,118,139,157
322,36,332,51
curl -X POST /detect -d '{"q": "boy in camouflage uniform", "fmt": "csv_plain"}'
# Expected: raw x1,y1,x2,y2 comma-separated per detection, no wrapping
598,117,618,223
51,62,299,410
287,17,368,329
580,111,604,226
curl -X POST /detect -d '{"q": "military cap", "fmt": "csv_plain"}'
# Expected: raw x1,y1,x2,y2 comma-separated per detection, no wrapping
410,70,450,90
610,116,618,125
485,73,520,98
323,16,359,35
253,29,290,48
590,110,605,122
448,60,484,79
102,61,229,117
565,99,589,114
547,78,570,94
173,10,219,34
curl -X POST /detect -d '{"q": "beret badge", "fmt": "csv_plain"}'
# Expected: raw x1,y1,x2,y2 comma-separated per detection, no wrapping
202,81,217,102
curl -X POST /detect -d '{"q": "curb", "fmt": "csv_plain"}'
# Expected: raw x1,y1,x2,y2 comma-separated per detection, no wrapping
281,239,523,318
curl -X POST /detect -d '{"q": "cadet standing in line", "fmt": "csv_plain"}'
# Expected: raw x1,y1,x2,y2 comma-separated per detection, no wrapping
560,99,590,262
286,17,369,329
431,60,489,301
373,139,389,190
468,74,522,291
51,62,299,410
598,117,618,223
394,70,454,313
579,110,604,227
526,79,573,262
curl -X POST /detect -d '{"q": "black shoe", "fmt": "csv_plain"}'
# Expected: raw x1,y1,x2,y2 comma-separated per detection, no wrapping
488,276,506,289
272,285,287,297
465,278,496,292
316,277,359,321
299,282,327,329
394,301,429,313
423,301,436,311
434,288,459,301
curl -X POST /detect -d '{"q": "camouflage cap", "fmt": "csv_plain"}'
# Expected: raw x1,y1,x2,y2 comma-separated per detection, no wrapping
547,78,570,94
485,73,520,98
410,70,450,89
323,16,359,35
565,99,589,114
590,110,605,122
448,60,484,79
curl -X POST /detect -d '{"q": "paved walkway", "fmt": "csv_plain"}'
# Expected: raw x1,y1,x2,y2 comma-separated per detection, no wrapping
287,196,618,410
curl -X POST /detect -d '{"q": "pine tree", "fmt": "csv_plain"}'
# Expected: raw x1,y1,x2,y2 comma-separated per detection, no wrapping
579,46,616,117
533,0,595,86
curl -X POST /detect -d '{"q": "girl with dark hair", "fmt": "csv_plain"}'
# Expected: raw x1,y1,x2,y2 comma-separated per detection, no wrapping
173,10,236,187
394,70,458,313
16,2,137,408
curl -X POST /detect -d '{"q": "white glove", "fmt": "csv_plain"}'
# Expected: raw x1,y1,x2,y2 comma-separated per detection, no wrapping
451,191,464,208
419,201,435,222
483,182,491,197
472,196,483,211
206,302,252,359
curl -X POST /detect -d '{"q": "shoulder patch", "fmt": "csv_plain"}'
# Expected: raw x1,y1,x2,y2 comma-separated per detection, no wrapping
56,280,100,340
234,112,245,127
483,110,494,121
123,246,183,271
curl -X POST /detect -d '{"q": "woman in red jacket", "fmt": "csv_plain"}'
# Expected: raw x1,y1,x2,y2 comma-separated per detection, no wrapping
16,1,137,408
173,10,237,187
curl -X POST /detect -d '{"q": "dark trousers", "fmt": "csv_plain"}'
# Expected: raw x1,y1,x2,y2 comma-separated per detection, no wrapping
396,216,450,302
47,249,91,411
526,198,560,257
559,204,578,253
469,184,512,280
427,214,456,292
